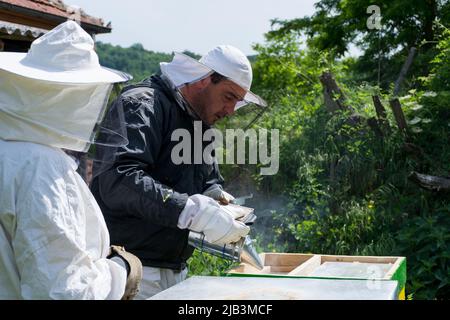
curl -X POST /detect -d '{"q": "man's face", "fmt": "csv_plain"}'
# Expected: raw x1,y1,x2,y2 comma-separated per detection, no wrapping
190,77,246,125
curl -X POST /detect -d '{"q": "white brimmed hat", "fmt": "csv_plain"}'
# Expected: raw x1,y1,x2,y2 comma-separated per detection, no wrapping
0,20,131,84
160,45,267,108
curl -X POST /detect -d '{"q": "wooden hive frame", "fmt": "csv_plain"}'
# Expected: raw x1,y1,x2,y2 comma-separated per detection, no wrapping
227,252,407,299
286,254,403,279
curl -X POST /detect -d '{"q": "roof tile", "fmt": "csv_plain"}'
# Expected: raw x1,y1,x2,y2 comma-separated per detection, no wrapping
1,0,109,28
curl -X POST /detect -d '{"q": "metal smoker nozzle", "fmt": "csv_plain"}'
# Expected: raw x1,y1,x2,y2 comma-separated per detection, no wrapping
188,232,264,270
188,200,264,270
240,236,264,270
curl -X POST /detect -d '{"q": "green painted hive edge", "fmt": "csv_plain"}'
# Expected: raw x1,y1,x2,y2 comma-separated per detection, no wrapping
391,257,407,291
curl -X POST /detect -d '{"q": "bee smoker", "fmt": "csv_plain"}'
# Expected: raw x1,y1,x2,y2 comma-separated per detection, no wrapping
188,201,264,270
188,232,264,270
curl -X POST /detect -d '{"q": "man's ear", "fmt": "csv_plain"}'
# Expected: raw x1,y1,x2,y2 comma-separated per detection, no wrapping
197,76,212,89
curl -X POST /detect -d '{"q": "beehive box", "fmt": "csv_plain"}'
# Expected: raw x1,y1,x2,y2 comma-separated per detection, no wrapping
227,253,407,300
151,276,399,300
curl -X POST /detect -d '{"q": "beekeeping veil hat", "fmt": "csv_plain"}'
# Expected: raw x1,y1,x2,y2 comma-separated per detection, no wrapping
160,45,267,110
0,20,132,154
0,20,131,84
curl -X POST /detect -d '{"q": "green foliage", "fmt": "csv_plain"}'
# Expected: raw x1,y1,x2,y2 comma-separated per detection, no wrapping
422,24,450,92
267,0,450,89
396,207,450,299
187,250,239,277
95,42,173,82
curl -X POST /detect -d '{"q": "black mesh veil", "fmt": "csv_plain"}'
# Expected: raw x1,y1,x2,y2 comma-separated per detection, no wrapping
91,83,129,180
71,83,129,184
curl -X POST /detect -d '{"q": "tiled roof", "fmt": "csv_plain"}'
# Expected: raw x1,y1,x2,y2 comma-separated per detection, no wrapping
0,0,110,29
0,20,47,37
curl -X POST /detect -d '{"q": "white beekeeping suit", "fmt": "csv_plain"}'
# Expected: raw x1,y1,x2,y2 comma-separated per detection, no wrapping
0,21,141,300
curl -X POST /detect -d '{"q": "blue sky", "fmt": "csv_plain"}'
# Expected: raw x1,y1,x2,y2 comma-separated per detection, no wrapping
69,0,318,55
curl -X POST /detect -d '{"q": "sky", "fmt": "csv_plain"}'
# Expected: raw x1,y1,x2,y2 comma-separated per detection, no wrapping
69,0,319,56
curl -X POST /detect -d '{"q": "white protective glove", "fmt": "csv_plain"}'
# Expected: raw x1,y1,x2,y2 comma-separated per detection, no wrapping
178,194,249,245
203,184,235,204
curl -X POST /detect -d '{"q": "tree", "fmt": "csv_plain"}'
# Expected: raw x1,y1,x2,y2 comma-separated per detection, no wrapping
267,0,450,90
95,42,174,82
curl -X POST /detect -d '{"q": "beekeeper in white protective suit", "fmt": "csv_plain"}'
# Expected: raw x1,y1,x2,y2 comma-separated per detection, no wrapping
0,20,142,300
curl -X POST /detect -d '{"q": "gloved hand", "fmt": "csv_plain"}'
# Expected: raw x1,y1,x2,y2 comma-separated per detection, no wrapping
108,245,143,300
203,184,235,205
178,194,249,245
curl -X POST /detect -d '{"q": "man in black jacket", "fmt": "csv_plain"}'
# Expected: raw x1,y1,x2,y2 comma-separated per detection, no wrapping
91,45,266,299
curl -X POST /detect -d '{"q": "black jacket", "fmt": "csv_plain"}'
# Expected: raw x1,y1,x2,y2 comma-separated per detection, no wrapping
90,75,223,270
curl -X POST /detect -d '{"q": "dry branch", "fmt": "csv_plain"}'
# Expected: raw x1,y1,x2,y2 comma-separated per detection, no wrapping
389,98,408,132
372,95,387,120
320,72,349,113
409,171,450,192
393,47,417,96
